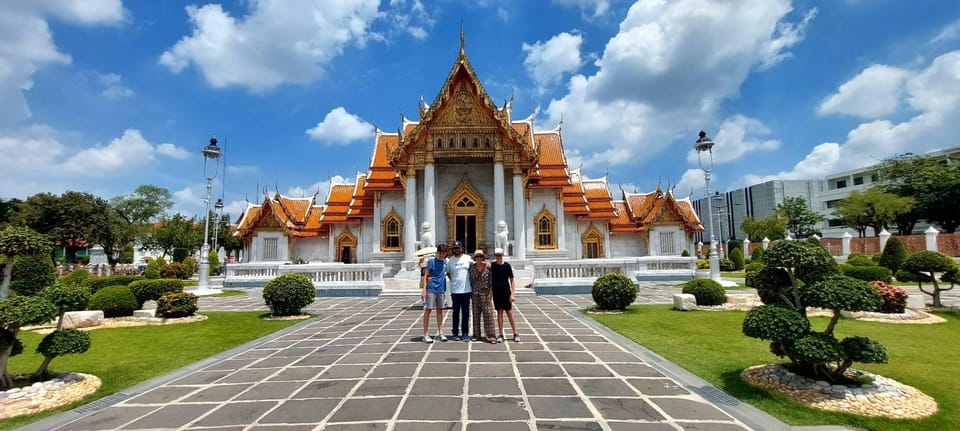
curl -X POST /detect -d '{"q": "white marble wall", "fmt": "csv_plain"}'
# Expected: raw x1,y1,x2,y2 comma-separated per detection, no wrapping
649,226,684,256
610,233,646,258
433,163,515,249
251,231,288,261
359,218,374,263
291,237,329,262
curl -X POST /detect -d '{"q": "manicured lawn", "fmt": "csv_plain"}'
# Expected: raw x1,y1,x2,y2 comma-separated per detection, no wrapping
722,271,746,278
1,312,306,431
590,305,959,431
210,289,245,297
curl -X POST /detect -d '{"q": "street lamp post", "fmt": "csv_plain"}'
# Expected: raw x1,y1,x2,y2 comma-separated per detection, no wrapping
197,137,223,293
713,193,726,259
695,131,721,282
212,198,224,251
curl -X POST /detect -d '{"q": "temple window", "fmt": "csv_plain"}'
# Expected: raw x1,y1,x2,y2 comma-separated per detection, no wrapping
473,138,479,148
461,138,467,148
534,207,556,250
436,138,442,149
659,231,677,255
263,237,278,260
485,138,491,148
381,210,403,252
450,139,455,149
582,226,603,259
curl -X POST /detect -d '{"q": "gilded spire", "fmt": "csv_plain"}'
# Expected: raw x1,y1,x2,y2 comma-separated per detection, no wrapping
460,21,465,54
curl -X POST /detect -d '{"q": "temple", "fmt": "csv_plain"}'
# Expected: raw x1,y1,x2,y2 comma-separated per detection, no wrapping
233,40,703,277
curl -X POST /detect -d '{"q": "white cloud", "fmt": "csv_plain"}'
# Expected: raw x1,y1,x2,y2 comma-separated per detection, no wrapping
97,72,134,99
553,0,611,18
674,168,712,200
0,1,123,127
746,50,960,183
542,0,812,168
385,0,435,41
817,65,910,118
64,129,189,174
759,8,817,69
226,165,260,175
306,107,374,144
287,176,349,200
156,143,191,159
686,115,781,164
522,32,584,93
159,1,380,92
931,18,960,44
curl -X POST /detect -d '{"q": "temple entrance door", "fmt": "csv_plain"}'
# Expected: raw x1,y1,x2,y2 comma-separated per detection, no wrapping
455,215,478,252
445,176,487,253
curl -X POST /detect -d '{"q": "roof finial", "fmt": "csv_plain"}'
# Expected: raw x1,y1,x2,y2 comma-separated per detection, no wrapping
460,21,465,54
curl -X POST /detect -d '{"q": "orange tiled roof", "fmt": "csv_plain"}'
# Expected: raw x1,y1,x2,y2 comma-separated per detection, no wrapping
562,172,589,215
581,179,617,220
529,132,572,188
621,189,703,232
319,184,358,224
234,194,330,238
367,133,403,190
347,174,374,218
610,201,642,233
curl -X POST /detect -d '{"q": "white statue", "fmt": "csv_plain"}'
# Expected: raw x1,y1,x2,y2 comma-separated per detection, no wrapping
420,222,434,248
495,220,509,256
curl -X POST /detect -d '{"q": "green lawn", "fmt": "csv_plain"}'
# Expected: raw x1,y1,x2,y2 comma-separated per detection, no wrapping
1,312,306,431
590,306,959,431
210,289,245,298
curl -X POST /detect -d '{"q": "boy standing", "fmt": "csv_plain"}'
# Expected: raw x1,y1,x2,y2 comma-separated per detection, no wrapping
421,244,449,343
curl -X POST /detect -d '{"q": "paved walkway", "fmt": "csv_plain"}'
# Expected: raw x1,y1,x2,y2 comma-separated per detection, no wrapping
27,290,774,431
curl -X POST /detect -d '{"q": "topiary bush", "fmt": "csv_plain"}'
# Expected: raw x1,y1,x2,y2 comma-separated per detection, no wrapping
749,266,793,305
11,254,56,297
895,269,931,283
839,264,893,283
208,251,221,276
840,336,888,366
680,279,726,306
591,272,638,311
263,274,316,316
869,281,908,313
34,328,91,379
719,258,736,272
128,279,184,308
0,295,58,389
751,246,765,262
681,249,690,257
59,269,92,288
878,236,908,274
87,285,138,318
901,251,956,307
144,256,166,279
40,282,91,327
845,254,875,267
729,248,745,271
83,275,143,294
160,262,191,279
156,292,198,318
183,256,197,276
742,304,811,342
172,248,189,263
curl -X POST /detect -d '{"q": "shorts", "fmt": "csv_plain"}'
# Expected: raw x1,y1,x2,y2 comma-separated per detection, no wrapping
423,291,445,310
493,287,512,311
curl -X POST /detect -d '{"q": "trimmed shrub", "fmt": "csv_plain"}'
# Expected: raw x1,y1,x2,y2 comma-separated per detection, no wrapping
840,336,888,364
680,250,690,257
591,273,637,311
144,256,166,279
719,258,736,272
40,282,91,318
788,332,843,365
263,274,316,316
83,275,142,294
839,264,893,283
208,251,221,276
183,256,197,276
895,269,931,283
730,248,745,271
87,285,138,318
750,266,794,305
745,262,765,273
59,269,92,288
878,236,908,273
128,279,184,308
751,246,764,262
869,281,908,314
172,248,189,263
845,254,875,267
803,275,881,313
742,304,810,342
160,263,191,279
901,251,956,307
156,292,198,318
727,240,743,254
681,279,726,306
34,329,91,378
696,259,710,269
11,254,56,297
0,296,59,329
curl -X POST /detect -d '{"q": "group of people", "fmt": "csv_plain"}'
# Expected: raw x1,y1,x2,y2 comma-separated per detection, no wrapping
420,241,518,344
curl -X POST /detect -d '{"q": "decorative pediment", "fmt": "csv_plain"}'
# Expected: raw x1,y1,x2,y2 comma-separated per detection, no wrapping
432,79,499,128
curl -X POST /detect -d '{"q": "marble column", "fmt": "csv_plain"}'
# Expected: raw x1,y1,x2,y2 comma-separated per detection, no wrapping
424,163,436,241
372,193,381,252
512,172,525,259
328,231,335,262
493,162,506,233
404,171,418,261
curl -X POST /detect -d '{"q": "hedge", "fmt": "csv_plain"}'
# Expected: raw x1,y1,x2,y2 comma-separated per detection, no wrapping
839,264,893,283
87,285,139,317
591,273,638,311
83,275,143,294
128,279,184,308
681,279,726,306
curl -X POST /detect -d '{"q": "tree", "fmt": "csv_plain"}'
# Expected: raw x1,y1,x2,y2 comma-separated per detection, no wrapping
742,241,885,382
103,185,174,267
901,251,956,307
0,198,21,227
141,213,202,258
878,236,908,274
741,214,787,241
833,188,914,238
878,154,960,233
33,282,92,379
0,227,52,300
15,191,112,264
776,197,823,239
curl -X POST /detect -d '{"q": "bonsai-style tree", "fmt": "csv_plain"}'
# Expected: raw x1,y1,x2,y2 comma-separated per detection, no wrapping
33,282,92,379
901,251,956,307
742,241,887,382
878,236,908,273
0,226,52,300
0,296,59,389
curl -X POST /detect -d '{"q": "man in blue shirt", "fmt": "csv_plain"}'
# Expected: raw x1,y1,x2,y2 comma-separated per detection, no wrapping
421,243,449,343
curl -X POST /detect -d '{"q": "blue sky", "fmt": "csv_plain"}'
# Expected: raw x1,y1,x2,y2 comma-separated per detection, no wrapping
2,0,959,220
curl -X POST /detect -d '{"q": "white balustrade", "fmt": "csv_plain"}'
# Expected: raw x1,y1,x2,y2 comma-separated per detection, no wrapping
531,257,697,293
225,262,385,292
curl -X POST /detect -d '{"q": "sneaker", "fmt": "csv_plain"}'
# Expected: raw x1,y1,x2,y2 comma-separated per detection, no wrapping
437,333,449,342
423,334,434,344
497,335,505,344
462,335,471,342
451,335,461,341
512,333,519,342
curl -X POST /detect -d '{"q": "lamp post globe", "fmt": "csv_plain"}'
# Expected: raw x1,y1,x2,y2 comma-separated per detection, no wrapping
197,136,223,293
694,130,721,282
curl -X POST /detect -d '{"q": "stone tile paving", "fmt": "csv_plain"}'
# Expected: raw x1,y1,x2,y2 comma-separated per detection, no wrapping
43,293,757,431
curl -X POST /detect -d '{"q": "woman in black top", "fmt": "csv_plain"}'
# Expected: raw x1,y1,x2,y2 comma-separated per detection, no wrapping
490,248,518,342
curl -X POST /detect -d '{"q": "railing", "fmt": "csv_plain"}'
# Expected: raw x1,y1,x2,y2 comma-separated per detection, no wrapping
225,262,385,294
277,263,384,284
636,256,697,272
531,257,697,294
225,262,282,279
533,259,636,280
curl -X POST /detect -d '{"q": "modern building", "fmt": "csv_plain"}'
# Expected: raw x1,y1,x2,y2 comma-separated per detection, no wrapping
232,39,704,275
692,146,960,241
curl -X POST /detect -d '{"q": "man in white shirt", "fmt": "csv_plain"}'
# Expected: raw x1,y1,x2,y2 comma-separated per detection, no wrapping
446,241,472,341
